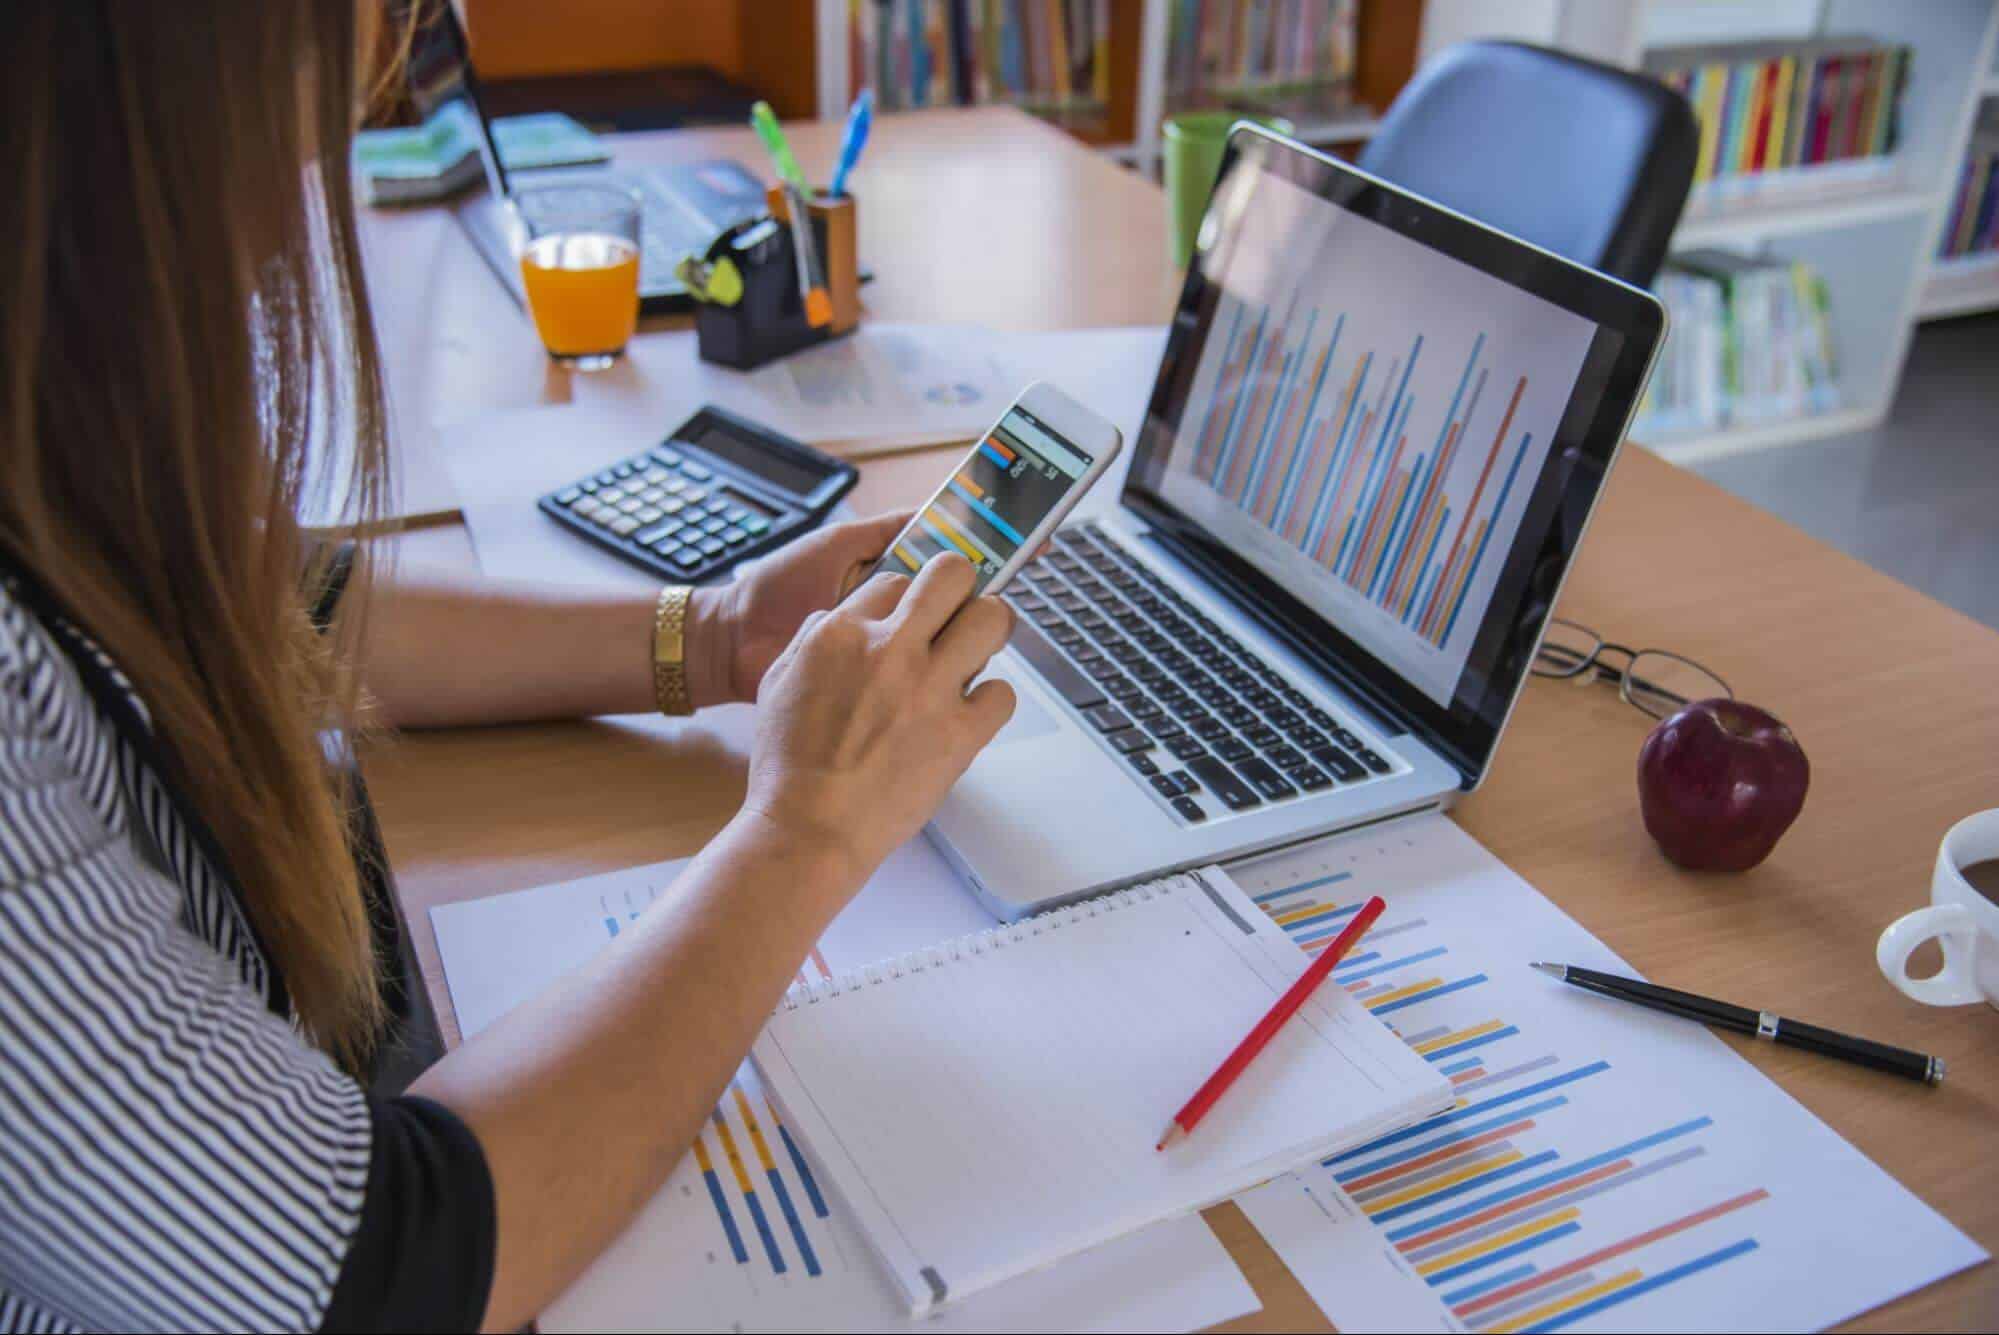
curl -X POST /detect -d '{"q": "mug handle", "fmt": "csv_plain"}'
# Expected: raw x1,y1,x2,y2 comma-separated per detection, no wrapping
1875,905,1986,1006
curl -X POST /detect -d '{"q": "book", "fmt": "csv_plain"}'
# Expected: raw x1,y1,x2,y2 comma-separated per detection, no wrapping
752,866,1451,1316
1645,36,1911,185
352,104,608,206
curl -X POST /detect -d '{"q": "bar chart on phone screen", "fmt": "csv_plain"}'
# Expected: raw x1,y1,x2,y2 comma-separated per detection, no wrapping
1163,166,1598,707
1228,817,1984,1334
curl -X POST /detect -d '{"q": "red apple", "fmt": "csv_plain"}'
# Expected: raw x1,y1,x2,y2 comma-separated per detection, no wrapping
1636,699,1809,873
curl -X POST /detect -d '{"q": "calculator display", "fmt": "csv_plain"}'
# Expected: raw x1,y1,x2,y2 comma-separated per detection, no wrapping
682,421,828,497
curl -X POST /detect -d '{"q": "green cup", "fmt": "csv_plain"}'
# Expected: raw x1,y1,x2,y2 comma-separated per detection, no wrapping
1163,111,1295,271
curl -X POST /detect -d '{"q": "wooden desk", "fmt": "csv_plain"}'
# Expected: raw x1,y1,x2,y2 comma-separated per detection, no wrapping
358,107,1999,1332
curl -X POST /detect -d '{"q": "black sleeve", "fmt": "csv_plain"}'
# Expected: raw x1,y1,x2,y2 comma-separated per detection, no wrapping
320,1096,498,1334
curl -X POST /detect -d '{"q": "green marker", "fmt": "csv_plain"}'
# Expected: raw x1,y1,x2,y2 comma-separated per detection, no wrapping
750,101,808,192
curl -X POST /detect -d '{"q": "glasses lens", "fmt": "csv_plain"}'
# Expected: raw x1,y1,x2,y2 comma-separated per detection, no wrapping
1533,619,1601,678
1624,651,1731,719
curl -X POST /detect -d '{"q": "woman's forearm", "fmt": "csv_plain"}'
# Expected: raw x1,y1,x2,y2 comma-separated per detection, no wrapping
356,565,731,727
409,811,859,1333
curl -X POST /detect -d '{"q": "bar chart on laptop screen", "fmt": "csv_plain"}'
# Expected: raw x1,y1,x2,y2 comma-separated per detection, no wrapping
1164,167,1599,707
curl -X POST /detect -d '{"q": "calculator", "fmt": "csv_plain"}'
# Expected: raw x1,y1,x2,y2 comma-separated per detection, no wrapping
539,406,859,582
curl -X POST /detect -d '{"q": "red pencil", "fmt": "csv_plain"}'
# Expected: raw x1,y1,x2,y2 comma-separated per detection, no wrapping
1157,894,1388,1150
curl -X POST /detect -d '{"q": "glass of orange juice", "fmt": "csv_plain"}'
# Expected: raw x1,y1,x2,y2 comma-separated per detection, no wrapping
513,183,642,371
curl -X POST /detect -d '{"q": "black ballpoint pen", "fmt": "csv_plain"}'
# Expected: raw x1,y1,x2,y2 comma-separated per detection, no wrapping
1532,962,1946,1086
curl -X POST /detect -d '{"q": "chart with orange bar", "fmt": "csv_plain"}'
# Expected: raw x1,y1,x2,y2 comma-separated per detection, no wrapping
877,404,1094,594
1228,818,1983,1334
1158,168,1598,710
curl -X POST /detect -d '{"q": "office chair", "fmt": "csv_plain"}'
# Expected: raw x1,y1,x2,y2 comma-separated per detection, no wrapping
1358,40,1697,287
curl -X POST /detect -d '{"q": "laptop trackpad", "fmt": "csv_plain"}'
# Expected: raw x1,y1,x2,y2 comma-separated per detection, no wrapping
988,676,1062,746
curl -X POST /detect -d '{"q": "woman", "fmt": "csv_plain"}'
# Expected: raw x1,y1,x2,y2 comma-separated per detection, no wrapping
0,4,1014,1331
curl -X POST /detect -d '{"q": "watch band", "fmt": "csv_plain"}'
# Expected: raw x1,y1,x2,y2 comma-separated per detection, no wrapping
652,584,694,717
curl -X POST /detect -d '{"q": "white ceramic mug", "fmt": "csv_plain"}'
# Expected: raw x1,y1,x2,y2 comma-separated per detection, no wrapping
1876,810,1999,1009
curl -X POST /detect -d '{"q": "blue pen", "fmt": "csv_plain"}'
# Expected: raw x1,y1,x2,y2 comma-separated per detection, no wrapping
829,90,874,199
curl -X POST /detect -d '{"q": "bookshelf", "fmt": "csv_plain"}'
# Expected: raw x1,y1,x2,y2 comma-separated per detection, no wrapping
1427,1,1999,464
814,1,1423,172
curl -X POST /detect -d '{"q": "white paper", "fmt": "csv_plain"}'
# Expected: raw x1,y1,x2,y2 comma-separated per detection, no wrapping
568,323,1022,451
432,837,1261,1333
1225,815,1987,1334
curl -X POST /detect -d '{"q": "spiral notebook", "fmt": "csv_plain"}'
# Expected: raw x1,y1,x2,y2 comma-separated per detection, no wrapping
751,866,1452,1316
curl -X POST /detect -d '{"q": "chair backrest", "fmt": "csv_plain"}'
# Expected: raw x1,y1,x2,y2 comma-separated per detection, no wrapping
1358,40,1697,287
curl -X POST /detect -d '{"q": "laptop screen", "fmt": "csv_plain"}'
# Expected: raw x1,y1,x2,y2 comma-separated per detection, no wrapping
1127,129,1663,785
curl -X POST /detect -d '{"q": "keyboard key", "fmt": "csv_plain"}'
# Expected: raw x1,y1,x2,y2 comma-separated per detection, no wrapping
681,487,708,504
1244,726,1281,749
1008,594,1047,614
1128,697,1164,721
1083,704,1132,733
578,478,601,494
1218,703,1258,728
725,507,751,523
701,516,729,535
1264,744,1306,770
1310,744,1366,782
1190,717,1231,742
649,537,680,556
1106,728,1154,754
1008,619,1104,709
722,527,752,547
1127,753,1160,777
1356,748,1392,774
635,520,679,544
1333,727,1364,750
668,547,703,571
1291,727,1330,750
609,516,640,536
1103,676,1143,701
680,462,713,481
1289,765,1334,792
1305,706,1337,729
1071,646,1104,668
1186,756,1260,810
1165,735,1208,762
1213,736,1253,763
611,462,636,478
1265,707,1302,730
554,487,581,505
1049,625,1085,648
1234,756,1298,802
697,536,725,555
1172,795,1207,823
634,506,664,524
1149,773,1183,799
594,469,617,486
1029,608,1068,631
649,446,684,467
1145,717,1187,741
741,516,771,536
639,486,668,505
1083,658,1124,681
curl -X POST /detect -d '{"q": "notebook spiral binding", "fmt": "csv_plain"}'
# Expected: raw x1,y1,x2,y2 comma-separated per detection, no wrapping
779,874,1197,1011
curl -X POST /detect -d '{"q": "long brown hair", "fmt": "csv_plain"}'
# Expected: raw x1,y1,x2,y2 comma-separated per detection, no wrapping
1,2,401,1068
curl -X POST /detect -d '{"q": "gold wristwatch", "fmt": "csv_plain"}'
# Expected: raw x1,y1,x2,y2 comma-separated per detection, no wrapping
652,585,694,717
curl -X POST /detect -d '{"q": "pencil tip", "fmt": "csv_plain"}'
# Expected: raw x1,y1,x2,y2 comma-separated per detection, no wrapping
1530,962,1565,979
1156,1124,1185,1152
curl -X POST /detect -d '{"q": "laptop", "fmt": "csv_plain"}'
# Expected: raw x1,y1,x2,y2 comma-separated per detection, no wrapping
404,4,767,314
933,125,1665,920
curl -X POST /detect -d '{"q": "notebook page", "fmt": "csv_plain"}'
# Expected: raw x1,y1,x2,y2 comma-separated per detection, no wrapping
751,868,1448,1314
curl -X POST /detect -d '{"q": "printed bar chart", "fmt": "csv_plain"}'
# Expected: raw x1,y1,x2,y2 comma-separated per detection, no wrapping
1229,821,1984,1334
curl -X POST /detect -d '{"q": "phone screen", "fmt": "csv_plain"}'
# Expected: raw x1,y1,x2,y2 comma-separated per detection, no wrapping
875,402,1098,594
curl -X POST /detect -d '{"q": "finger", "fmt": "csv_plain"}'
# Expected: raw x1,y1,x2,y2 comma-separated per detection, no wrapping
961,677,1017,748
889,551,977,640
933,595,1015,687
844,568,911,620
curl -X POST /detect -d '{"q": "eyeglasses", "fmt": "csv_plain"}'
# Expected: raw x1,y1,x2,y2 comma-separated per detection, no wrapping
1531,618,1732,720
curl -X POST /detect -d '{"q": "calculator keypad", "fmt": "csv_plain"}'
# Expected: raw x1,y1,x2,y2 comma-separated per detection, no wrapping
548,441,798,581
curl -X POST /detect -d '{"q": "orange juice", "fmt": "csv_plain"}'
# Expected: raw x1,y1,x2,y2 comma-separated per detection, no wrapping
518,232,640,360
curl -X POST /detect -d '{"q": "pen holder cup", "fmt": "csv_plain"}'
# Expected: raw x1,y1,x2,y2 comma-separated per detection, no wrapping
691,188,859,371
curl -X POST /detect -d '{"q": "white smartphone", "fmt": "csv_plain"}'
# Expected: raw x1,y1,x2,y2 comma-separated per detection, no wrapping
870,380,1124,597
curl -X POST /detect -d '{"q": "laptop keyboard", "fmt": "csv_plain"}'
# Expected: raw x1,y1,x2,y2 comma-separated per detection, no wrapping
1001,522,1394,826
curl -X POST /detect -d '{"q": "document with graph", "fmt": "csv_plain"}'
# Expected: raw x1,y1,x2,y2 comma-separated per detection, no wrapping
751,867,1453,1316
432,838,1262,1334
1226,816,1986,1333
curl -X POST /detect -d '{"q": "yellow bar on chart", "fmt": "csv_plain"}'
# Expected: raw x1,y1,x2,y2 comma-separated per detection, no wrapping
954,470,985,499
1416,1206,1582,1277
1366,1149,1524,1215
709,1109,757,1193
732,1087,781,1172
1363,976,1448,1010
1271,901,1339,927
1487,1270,1645,1334
891,542,923,572
925,508,985,563
1413,1018,1507,1055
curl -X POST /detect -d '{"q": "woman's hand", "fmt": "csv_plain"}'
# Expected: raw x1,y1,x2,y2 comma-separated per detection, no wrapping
736,554,1016,886
686,509,914,708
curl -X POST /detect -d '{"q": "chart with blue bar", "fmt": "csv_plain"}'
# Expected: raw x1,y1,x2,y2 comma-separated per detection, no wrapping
878,405,1091,594
1161,168,1597,707
1228,819,1984,1333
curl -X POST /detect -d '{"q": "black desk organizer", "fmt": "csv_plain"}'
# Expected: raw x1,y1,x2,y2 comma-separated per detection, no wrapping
692,187,860,371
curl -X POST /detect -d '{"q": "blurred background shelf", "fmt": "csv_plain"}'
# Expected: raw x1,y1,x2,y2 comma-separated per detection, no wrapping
1920,250,1999,318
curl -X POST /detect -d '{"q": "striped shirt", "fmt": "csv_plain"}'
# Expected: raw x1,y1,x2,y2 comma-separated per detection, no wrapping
0,581,493,1333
